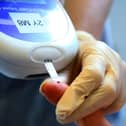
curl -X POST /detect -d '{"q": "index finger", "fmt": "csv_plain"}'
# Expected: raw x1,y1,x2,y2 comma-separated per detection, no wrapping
56,54,107,122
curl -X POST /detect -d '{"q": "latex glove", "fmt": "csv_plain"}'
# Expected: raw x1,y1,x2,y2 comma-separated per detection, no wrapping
56,31,126,124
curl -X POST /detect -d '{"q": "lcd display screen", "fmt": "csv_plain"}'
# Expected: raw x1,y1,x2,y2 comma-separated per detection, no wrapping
0,0,47,4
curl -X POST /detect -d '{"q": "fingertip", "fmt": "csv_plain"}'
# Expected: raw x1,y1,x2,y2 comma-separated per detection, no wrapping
39,78,53,94
56,117,66,125
56,112,74,124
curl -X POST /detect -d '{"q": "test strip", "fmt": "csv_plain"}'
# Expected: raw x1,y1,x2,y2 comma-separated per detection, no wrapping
44,60,58,80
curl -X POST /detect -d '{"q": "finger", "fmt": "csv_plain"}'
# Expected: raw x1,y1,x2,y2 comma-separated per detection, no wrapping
104,61,125,114
104,86,124,114
77,31,96,42
56,55,106,122
58,70,118,124
104,95,124,114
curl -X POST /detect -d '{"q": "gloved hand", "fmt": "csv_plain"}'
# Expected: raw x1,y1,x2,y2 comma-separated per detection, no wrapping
54,31,126,124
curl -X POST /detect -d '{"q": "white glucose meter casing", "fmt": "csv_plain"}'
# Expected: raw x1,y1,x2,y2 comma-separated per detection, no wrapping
0,0,79,79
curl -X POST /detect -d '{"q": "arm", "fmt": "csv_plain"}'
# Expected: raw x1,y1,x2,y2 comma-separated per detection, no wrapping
41,1,126,126
60,0,112,39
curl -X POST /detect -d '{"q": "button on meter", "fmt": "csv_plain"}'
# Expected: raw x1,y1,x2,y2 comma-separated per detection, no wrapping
30,46,63,64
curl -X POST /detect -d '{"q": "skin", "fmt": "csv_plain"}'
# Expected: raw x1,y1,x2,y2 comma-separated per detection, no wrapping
60,0,112,39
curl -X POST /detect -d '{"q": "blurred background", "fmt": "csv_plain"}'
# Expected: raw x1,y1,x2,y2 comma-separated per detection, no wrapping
108,0,126,125
109,0,126,60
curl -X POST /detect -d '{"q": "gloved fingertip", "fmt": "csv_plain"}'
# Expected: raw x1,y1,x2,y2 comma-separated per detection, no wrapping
56,112,73,124
56,117,66,124
56,109,72,121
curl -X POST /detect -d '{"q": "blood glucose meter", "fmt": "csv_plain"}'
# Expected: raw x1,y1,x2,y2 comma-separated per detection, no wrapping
0,0,79,79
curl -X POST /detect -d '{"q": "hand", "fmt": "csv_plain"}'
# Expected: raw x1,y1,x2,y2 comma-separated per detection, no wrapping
54,31,126,124
40,79,112,126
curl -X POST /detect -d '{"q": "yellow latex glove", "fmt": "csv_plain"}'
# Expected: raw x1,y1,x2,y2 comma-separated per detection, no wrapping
56,31,126,124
